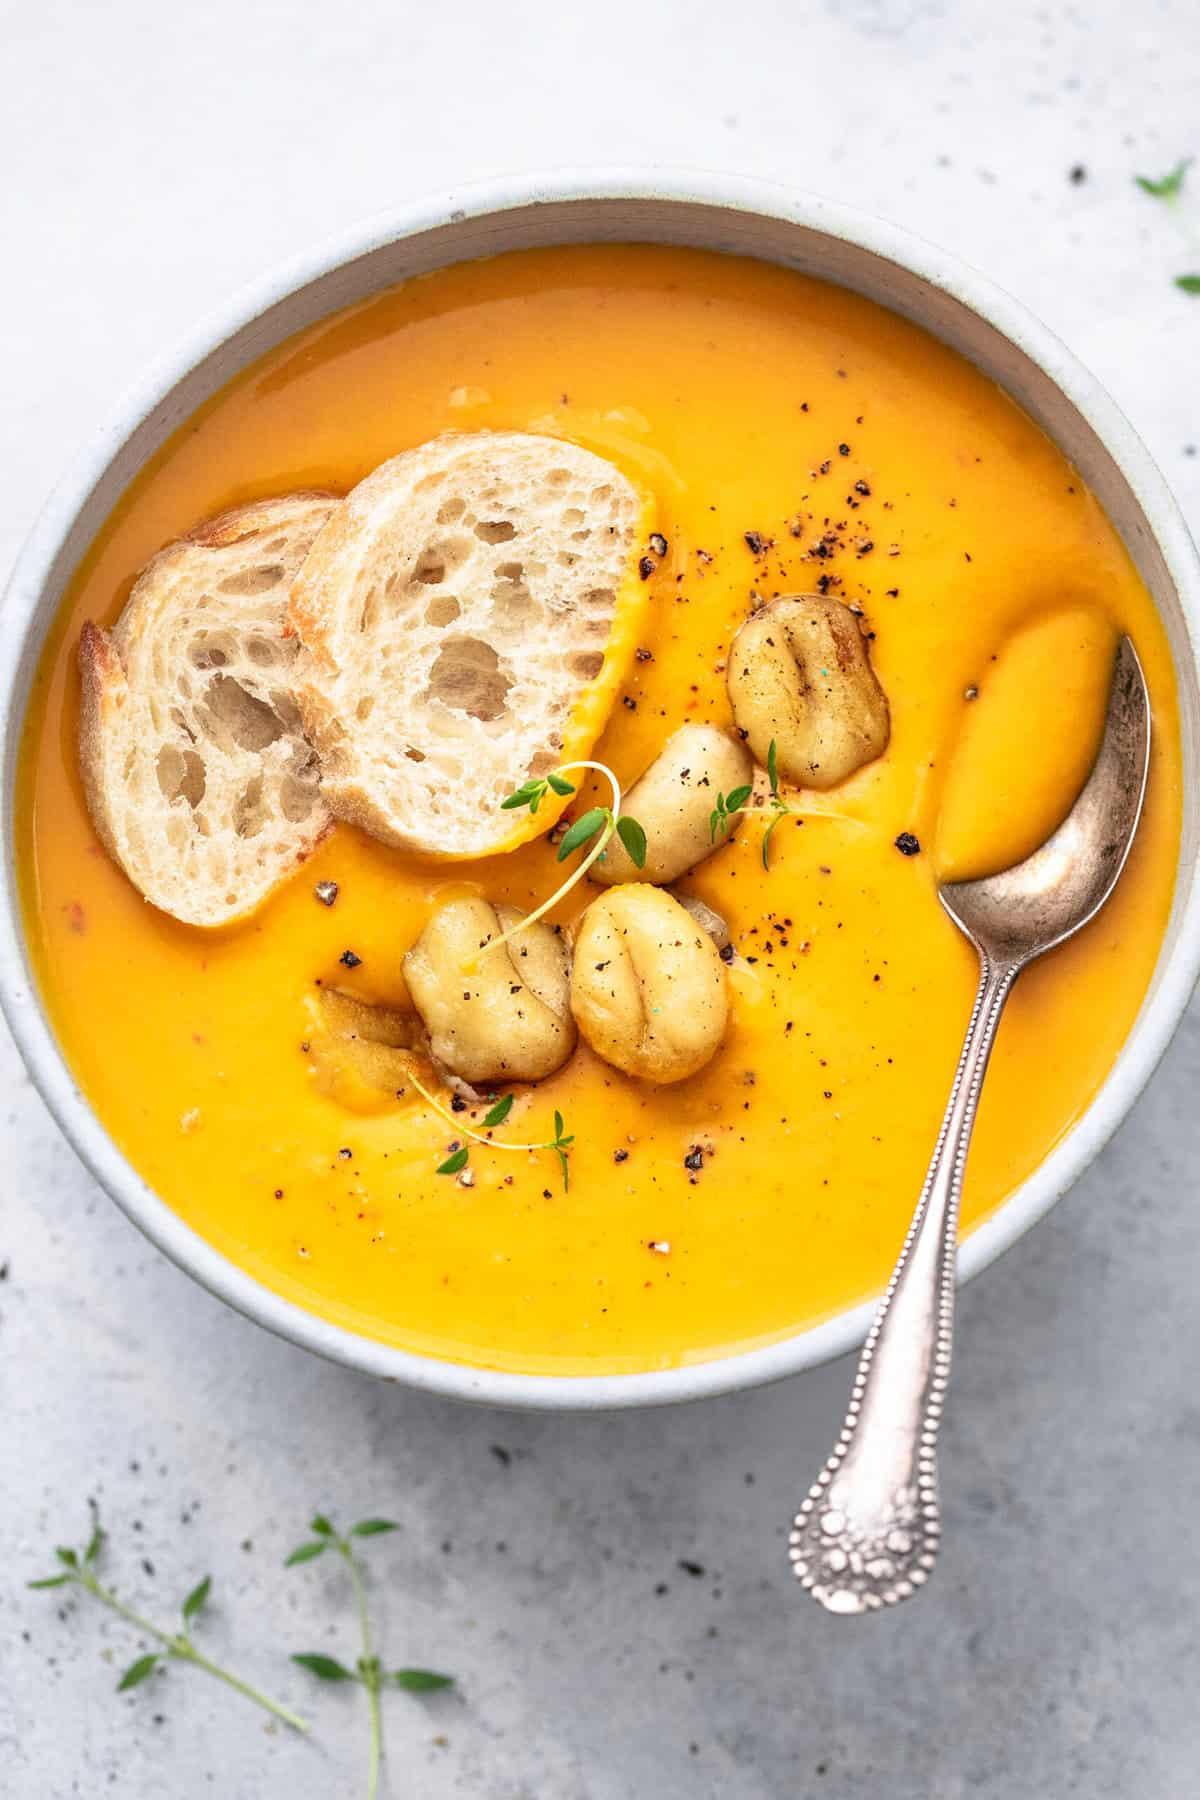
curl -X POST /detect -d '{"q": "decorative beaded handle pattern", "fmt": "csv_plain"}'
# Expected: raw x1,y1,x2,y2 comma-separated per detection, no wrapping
789,953,1021,1614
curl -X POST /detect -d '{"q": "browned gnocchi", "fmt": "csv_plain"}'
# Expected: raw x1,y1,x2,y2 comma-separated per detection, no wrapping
727,594,889,789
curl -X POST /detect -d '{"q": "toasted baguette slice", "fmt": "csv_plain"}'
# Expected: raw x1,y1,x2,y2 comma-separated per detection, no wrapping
287,432,652,857
79,493,339,927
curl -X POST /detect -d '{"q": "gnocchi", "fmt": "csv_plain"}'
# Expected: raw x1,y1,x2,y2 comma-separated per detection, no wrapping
404,897,576,1084
570,884,728,1084
593,724,754,886
727,594,889,789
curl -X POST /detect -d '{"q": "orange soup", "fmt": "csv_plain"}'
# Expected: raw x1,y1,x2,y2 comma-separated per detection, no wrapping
17,245,1181,1375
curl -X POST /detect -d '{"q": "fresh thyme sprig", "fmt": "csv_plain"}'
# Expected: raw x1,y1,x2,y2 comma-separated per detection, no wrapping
412,1073,574,1192
708,739,800,870
475,760,645,969
28,1513,308,1731
287,1515,452,1800
1135,157,1191,200
548,1109,575,1190
1133,156,1200,294
708,781,754,844
759,740,800,869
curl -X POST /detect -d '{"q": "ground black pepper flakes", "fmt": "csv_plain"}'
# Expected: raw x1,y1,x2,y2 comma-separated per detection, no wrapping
719,942,735,964
638,555,656,580
838,442,851,456
894,832,921,857
743,530,771,555
683,1146,705,1172
614,1148,630,1164
451,1095,467,1113
339,949,362,968
314,880,339,906
648,532,669,558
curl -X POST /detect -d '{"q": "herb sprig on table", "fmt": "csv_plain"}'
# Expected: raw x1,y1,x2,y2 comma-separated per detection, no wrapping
1135,157,1192,200
28,1511,308,1730
1134,155,1200,294
287,1514,453,1800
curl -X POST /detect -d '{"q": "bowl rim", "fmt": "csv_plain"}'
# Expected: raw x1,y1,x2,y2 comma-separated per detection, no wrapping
3,167,1199,1411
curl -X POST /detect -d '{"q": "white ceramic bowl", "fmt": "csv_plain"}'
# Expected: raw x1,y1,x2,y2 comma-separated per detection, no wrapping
3,172,1198,1410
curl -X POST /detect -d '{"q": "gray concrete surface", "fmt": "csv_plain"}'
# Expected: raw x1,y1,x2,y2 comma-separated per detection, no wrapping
2,2,1199,1794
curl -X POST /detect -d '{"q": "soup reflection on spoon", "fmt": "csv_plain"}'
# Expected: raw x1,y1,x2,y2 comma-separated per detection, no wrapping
936,606,1117,884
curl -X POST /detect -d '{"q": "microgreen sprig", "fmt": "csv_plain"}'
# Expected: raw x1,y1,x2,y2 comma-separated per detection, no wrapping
708,739,800,870
475,760,645,969
29,1513,308,1731
413,1073,574,1192
500,770,576,814
287,1514,452,1800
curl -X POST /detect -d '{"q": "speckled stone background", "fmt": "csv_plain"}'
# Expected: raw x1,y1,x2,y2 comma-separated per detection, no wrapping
2,2,1199,1795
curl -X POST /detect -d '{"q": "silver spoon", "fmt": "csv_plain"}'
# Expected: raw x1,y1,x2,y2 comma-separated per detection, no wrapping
788,635,1150,1615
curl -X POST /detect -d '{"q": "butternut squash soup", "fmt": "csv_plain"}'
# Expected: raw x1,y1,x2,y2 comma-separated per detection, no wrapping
17,245,1181,1375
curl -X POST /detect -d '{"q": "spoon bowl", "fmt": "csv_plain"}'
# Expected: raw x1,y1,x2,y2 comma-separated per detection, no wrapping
789,635,1151,1614
943,637,1151,964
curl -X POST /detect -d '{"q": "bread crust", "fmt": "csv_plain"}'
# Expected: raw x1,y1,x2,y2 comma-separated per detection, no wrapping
78,492,339,926
77,618,131,881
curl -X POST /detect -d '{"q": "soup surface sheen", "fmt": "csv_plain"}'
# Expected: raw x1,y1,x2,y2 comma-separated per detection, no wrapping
18,245,1181,1375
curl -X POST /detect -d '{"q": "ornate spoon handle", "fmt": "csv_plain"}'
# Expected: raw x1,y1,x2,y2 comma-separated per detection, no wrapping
789,952,1021,1613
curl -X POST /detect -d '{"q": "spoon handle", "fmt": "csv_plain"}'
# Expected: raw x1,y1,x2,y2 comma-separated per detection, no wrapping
789,951,1021,1613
